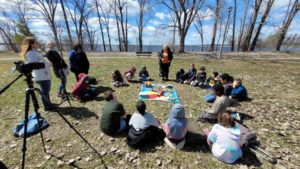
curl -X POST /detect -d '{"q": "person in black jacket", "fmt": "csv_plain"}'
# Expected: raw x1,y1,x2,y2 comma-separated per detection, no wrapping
158,45,173,81
69,43,90,81
45,41,69,98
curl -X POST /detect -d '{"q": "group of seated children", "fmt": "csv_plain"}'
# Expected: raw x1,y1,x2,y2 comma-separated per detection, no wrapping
100,90,243,164
112,66,151,87
176,64,207,88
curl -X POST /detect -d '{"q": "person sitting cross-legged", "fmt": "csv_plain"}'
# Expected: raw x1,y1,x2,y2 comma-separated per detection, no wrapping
163,103,188,150
230,78,248,102
127,101,165,148
203,111,243,164
198,84,231,123
100,91,131,136
139,66,151,82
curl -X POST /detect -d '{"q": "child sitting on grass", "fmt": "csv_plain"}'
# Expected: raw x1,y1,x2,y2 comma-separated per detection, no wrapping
205,72,219,88
163,103,188,150
203,111,242,164
112,70,128,87
199,84,231,123
124,66,137,81
176,68,185,83
71,73,97,101
139,66,150,82
230,78,248,102
127,101,164,148
183,64,197,84
191,66,207,87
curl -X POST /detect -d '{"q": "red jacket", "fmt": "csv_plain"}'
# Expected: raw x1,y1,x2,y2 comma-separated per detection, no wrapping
71,73,88,99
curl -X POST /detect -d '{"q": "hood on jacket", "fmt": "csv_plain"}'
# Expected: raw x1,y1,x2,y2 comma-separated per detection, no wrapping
169,103,185,119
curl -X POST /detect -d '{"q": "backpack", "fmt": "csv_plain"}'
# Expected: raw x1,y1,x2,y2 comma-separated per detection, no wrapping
12,112,49,138
235,122,257,148
127,126,148,148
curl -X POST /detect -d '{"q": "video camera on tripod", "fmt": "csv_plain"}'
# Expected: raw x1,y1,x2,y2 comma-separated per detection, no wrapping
14,61,45,74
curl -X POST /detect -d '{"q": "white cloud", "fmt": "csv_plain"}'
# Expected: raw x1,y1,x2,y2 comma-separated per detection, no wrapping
155,12,167,20
149,19,161,26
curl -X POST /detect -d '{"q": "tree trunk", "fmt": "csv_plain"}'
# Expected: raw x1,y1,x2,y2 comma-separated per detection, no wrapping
210,0,220,51
60,0,73,48
237,0,250,52
95,0,106,52
276,0,299,51
138,4,144,52
118,0,127,51
250,0,275,51
125,6,128,51
241,0,263,51
179,29,186,53
218,8,232,59
231,0,236,51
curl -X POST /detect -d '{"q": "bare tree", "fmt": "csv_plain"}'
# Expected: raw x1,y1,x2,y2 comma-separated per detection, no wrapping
218,7,232,59
83,17,95,51
162,0,205,53
95,0,106,52
194,12,209,52
250,0,275,51
237,0,250,52
0,10,19,52
276,0,300,51
99,0,112,51
117,0,128,52
241,0,263,51
31,0,61,50
60,0,73,48
112,0,122,51
231,0,236,51
66,0,90,46
209,0,220,51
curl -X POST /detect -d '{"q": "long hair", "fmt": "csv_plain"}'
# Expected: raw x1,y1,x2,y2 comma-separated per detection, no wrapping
20,37,36,59
218,111,235,128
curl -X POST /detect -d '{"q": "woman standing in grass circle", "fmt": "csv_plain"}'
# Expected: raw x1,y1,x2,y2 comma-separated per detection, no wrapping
159,45,173,81
20,37,54,111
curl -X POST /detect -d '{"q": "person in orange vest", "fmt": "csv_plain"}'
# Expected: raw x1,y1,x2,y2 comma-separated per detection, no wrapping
158,45,173,81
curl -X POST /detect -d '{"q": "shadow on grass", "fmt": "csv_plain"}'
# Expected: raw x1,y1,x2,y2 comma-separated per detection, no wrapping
183,131,210,153
54,107,99,119
236,149,262,167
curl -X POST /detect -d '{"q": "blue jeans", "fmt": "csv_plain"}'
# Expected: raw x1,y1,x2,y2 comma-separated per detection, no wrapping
117,119,127,133
58,73,67,96
139,77,150,81
203,93,216,103
36,80,52,109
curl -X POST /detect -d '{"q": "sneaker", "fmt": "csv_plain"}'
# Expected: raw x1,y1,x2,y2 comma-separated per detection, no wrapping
197,113,217,123
164,137,185,150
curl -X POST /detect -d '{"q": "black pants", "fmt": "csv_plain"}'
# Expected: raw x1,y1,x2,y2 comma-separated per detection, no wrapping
160,63,170,80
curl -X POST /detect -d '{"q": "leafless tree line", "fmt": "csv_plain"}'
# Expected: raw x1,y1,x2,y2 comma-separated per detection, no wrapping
0,0,299,54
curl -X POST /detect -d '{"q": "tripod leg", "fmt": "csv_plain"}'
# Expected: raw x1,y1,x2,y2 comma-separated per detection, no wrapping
30,89,47,153
55,111,107,169
21,90,30,169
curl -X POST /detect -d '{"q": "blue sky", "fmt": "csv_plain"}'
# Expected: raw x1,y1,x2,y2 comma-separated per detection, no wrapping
0,0,299,46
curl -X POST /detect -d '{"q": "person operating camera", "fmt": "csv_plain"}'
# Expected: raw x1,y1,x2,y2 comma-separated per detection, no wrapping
20,37,55,111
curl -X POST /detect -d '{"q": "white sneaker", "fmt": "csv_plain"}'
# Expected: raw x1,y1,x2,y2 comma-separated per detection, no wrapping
164,137,186,150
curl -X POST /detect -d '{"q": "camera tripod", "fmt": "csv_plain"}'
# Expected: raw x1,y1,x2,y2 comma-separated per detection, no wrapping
0,72,107,169
58,69,73,107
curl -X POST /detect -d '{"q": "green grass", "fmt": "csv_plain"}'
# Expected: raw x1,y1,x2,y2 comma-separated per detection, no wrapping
0,56,300,169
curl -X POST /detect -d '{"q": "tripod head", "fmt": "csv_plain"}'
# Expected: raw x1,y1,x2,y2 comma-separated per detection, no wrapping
0,61,45,95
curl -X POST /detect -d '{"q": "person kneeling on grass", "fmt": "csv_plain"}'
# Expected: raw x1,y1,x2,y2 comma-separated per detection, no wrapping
124,66,137,82
230,78,248,102
127,101,165,148
112,70,129,87
203,111,242,164
100,91,131,136
71,73,97,101
198,84,231,123
139,66,151,82
163,103,188,150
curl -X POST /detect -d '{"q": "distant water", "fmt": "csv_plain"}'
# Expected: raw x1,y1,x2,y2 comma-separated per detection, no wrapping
1,43,299,52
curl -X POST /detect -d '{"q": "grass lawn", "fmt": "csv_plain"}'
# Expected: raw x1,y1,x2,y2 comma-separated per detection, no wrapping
0,56,300,169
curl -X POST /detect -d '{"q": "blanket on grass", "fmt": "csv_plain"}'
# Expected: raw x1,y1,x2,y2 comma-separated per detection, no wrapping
138,84,180,103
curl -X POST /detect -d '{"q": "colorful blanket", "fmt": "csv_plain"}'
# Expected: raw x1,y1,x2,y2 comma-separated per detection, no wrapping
138,84,180,103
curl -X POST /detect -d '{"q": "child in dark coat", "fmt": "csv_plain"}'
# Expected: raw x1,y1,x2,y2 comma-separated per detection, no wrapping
191,66,207,87
139,66,150,81
230,78,248,102
112,70,128,87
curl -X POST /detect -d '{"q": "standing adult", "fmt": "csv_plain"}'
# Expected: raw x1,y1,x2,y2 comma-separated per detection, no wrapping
69,43,90,81
20,37,54,111
158,45,173,81
45,41,69,99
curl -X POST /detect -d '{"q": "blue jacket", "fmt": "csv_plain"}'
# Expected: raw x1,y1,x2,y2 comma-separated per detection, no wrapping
231,85,248,101
69,49,78,73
